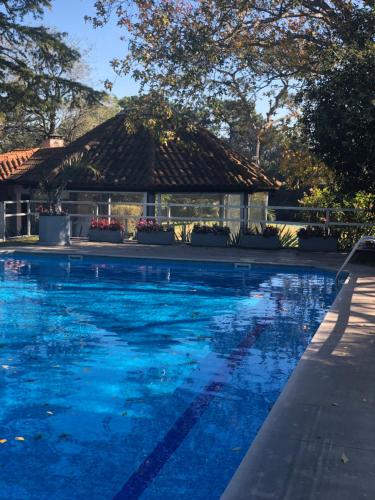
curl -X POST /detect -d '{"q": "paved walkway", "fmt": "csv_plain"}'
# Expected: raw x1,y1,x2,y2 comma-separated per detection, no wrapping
0,239,366,273
223,274,375,500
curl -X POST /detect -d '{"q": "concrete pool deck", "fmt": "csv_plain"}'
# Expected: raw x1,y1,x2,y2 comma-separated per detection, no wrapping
1,241,374,499
0,239,370,273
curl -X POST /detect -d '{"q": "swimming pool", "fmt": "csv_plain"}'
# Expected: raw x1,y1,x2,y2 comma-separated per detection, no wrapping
0,253,336,499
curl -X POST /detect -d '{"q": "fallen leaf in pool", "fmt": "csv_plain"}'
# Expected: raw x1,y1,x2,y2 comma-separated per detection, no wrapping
0,439,7,444
121,412,128,417
58,433,72,441
15,436,25,441
232,447,242,452
341,452,349,464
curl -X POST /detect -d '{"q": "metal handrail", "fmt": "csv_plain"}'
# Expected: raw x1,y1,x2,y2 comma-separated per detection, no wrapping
1,198,374,241
335,236,375,285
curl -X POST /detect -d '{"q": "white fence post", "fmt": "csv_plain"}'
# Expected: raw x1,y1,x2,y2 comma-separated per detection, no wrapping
26,201,31,236
108,196,112,223
325,208,330,233
0,202,5,241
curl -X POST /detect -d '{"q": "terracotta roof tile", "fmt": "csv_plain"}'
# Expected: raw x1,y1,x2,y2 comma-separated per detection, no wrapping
3,114,279,193
0,148,39,180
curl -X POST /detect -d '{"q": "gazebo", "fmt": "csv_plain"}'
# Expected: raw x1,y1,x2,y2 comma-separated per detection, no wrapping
0,113,279,236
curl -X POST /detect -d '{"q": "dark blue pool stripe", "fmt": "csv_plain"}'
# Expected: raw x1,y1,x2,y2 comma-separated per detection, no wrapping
112,322,267,500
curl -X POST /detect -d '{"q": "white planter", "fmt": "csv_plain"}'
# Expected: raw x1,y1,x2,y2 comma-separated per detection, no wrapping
88,229,123,244
298,236,338,252
137,231,175,245
191,232,229,247
39,215,70,246
239,234,281,249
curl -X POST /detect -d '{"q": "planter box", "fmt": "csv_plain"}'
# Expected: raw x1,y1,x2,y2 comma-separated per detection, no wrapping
39,215,70,246
298,236,338,252
191,232,229,247
88,229,123,244
239,234,281,250
137,231,175,245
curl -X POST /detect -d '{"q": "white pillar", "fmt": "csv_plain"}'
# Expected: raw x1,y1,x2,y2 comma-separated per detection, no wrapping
240,192,249,232
156,193,162,223
219,194,225,227
0,202,5,241
108,195,112,223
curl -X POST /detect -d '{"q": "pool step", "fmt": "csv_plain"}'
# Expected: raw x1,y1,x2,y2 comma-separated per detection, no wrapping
68,254,83,262
234,262,252,270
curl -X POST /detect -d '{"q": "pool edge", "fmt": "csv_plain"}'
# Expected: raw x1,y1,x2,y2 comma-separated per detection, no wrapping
221,271,375,500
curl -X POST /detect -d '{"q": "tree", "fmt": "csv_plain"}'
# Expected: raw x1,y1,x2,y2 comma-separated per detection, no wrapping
301,47,375,195
206,99,284,177
39,152,101,213
279,124,334,190
86,1,374,162
0,1,103,150
58,95,121,143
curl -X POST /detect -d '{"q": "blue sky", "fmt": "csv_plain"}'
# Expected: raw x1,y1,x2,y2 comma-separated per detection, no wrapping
41,0,139,97
39,0,274,116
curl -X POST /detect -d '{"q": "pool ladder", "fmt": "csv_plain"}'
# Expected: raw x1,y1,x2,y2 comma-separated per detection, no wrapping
335,235,375,285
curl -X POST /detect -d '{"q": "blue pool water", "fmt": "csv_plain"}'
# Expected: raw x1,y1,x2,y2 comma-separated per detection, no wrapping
0,254,337,499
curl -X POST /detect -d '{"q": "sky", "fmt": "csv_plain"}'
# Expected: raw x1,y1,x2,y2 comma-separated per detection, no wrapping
41,0,139,97
38,0,273,116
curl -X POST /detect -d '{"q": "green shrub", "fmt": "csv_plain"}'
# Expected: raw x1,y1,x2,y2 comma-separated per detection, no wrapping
299,188,375,250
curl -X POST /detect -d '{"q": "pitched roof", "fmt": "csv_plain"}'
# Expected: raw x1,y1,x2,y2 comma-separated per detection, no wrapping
0,148,38,181
5,114,279,193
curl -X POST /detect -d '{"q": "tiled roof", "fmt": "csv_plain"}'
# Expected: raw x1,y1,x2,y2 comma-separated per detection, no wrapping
5,114,279,193
0,148,39,180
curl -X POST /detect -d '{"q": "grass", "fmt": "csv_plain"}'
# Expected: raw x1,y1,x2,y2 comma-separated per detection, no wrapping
0,236,39,246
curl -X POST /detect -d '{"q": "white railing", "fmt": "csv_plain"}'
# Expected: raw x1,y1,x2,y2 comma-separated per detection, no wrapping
1,199,374,242
335,235,375,284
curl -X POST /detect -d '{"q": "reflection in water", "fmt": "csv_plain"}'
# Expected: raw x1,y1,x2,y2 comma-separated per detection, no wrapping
0,255,336,500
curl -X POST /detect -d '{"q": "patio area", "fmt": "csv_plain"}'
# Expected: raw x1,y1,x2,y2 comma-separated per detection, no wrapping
0,241,374,499
0,239,368,272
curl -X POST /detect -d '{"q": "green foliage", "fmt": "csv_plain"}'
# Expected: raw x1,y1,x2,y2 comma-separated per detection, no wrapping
300,187,375,250
207,99,285,176
39,153,101,210
0,0,103,150
301,47,375,194
230,230,241,247
278,226,298,248
59,95,121,143
86,0,374,168
279,124,334,190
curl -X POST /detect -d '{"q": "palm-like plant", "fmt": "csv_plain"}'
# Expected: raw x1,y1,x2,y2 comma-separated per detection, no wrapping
39,152,101,214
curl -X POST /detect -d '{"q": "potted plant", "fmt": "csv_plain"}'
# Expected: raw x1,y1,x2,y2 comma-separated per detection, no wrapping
190,224,230,247
298,226,338,252
136,218,175,245
38,205,71,246
88,218,124,243
239,225,281,249
38,154,100,246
